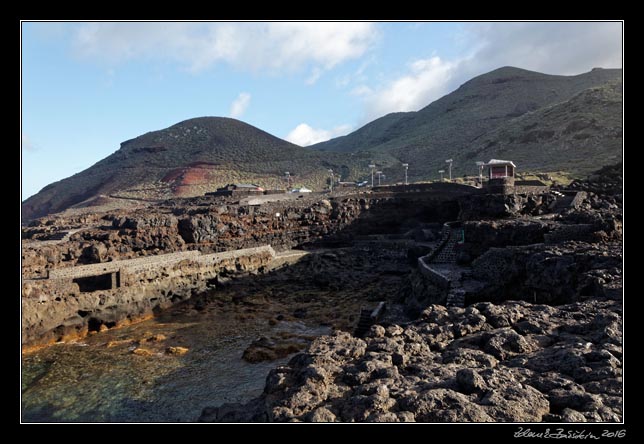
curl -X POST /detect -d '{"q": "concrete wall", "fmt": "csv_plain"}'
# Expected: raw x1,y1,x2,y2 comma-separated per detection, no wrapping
22,245,278,345
194,245,275,264
48,251,201,280
47,246,276,280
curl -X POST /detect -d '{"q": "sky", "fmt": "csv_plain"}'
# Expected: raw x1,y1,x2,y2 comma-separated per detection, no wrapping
21,21,623,199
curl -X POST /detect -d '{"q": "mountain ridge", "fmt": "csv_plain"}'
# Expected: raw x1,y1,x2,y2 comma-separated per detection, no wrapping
22,66,622,221
311,67,622,182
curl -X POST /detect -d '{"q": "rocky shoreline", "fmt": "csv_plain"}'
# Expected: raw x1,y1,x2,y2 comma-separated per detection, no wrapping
201,295,621,422
22,163,623,423
22,185,464,347
198,163,623,423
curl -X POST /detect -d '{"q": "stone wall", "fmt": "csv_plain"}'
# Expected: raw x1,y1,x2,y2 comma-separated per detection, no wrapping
485,177,515,195
458,194,523,219
569,191,589,209
514,185,549,195
21,189,470,345
544,224,597,244
22,191,465,279
417,256,450,290
22,246,276,346
460,219,552,262
176,194,460,250
372,182,477,196
469,241,622,305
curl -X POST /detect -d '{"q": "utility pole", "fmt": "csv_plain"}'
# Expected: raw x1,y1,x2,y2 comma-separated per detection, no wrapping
402,163,409,185
369,163,376,188
445,159,453,181
376,171,383,186
438,169,445,182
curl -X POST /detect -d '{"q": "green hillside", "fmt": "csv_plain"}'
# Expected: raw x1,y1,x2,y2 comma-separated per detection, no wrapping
312,67,622,181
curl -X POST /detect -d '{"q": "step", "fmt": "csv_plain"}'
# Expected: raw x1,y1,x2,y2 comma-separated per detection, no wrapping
46,231,68,240
446,289,466,308
433,256,457,264
354,310,375,337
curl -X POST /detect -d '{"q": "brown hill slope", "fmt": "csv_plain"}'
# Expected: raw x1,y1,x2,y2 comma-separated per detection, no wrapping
22,117,363,220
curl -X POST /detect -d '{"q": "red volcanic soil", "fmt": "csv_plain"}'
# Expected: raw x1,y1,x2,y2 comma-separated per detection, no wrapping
161,169,183,183
162,162,221,196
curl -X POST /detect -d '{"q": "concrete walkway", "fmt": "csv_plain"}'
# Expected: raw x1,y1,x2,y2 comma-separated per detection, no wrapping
268,249,310,270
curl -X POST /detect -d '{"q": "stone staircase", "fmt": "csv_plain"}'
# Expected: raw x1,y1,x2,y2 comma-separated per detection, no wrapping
419,222,466,308
432,228,459,264
445,287,466,308
354,309,373,338
354,302,387,338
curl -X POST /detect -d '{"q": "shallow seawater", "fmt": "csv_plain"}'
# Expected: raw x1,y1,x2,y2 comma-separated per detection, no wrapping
21,304,330,422
22,246,407,422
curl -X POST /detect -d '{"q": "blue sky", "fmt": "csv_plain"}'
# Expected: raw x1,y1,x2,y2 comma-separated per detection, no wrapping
21,21,622,199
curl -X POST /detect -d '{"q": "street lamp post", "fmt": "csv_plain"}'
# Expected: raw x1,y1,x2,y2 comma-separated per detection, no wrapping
369,164,376,187
402,163,409,185
438,169,445,182
445,159,453,181
475,161,485,186
376,171,383,186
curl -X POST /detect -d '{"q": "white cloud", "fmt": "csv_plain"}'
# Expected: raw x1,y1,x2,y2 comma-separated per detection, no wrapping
306,67,323,85
335,58,373,89
335,74,351,88
72,22,378,78
359,56,458,120
350,85,373,97
22,133,36,152
229,92,251,119
461,22,622,77
355,22,622,121
285,123,353,146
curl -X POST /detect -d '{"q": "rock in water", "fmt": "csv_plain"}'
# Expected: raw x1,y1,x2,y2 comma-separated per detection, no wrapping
166,346,189,356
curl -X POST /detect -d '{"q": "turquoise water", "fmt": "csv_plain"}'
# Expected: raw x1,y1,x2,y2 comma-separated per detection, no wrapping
21,304,328,422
